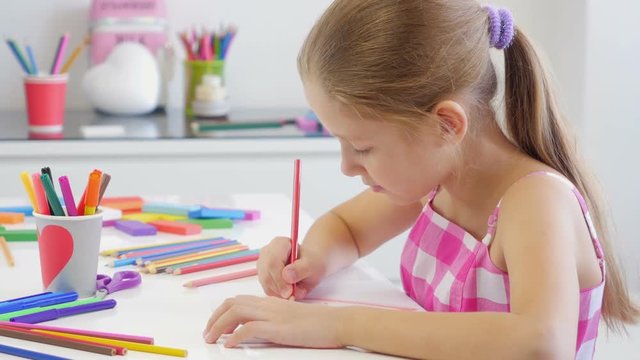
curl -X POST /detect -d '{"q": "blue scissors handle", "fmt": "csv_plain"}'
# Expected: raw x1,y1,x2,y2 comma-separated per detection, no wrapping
96,271,141,295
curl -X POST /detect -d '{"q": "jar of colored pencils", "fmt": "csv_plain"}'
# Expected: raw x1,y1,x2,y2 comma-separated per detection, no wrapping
184,60,228,118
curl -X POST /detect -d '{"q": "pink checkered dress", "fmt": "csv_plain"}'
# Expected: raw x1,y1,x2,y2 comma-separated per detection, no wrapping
400,172,605,359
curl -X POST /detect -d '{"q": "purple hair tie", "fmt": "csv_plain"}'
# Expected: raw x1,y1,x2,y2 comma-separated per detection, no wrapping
483,5,515,50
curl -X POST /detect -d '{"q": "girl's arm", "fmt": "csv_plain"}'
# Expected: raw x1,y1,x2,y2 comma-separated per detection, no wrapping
207,177,584,359
302,188,423,276
337,176,582,359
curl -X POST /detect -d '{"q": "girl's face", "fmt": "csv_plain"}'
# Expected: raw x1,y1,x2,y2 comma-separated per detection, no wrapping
304,81,456,205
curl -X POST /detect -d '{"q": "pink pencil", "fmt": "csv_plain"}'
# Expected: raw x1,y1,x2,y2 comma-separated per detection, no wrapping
50,33,69,75
172,252,259,275
183,268,258,288
0,320,154,344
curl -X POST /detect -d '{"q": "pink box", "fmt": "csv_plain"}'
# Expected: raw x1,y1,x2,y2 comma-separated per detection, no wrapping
23,75,68,134
89,0,168,65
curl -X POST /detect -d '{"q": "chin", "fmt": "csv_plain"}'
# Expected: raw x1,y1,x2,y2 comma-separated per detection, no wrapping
382,192,422,206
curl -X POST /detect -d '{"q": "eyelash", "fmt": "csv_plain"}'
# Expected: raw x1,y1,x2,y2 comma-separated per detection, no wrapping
353,147,372,155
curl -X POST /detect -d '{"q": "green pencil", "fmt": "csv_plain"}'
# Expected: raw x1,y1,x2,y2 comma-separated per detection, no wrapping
192,119,296,132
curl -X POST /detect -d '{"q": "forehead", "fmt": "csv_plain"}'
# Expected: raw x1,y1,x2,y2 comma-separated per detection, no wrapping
304,81,392,141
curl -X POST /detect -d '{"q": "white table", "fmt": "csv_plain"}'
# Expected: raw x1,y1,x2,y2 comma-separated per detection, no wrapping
0,193,401,359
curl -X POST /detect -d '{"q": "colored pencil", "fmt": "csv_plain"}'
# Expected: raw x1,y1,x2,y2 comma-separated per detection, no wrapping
6,39,31,74
0,320,153,344
0,325,119,356
0,343,68,360
290,159,301,297
20,171,38,212
100,237,226,257
34,330,188,358
135,241,238,265
60,35,90,74
143,245,247,272
0,237,14,267
172,250,259,275
183,268,258,288
26,45,39,75
50,33,69,75
165,248,257,273
119,238,234,259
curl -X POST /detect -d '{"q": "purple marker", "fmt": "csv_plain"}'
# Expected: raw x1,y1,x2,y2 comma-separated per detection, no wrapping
10,299,116,324
115,220,157,236
58,176,78,216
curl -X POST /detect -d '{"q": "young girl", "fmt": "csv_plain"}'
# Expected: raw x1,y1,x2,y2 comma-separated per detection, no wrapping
203,1,639,358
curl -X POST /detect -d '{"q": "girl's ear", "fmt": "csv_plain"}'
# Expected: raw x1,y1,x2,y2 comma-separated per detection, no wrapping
431,100,468,143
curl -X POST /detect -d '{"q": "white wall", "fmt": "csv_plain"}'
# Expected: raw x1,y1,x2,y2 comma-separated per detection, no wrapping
0,0,333,110
584,0,640,292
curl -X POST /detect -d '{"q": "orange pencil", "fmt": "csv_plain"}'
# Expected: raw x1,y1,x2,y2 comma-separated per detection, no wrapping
0,237,14,267
84,170,102,215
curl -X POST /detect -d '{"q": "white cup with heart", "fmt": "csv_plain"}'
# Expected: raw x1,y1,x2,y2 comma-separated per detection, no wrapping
34,210,103,297
82,42,160,115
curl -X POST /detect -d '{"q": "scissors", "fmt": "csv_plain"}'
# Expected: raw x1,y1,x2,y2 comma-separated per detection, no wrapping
96,271,142,299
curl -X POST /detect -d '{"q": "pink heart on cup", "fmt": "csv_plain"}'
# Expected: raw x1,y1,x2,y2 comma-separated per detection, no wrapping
38,225,74,288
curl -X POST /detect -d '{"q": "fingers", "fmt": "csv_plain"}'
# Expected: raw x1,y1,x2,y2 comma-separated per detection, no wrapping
223,321,275,348
257,237,295,298
203,296,263,343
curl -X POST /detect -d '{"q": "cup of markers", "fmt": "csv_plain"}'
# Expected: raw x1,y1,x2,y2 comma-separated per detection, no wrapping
21,168,111,297
6,34,89,137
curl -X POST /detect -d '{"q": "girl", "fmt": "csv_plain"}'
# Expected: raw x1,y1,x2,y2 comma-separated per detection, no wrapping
203,1,639,358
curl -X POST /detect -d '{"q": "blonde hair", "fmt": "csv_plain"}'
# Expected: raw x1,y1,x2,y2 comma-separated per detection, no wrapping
298,0,639,331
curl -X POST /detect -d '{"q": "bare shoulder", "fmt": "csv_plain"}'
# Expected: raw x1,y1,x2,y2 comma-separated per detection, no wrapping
491,171,600,288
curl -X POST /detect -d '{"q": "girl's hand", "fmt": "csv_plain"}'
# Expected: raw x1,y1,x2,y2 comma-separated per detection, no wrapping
258,237,326,300
203,295,343,348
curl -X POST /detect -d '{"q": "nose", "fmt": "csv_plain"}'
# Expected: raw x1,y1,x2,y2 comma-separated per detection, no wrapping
340,147,362,178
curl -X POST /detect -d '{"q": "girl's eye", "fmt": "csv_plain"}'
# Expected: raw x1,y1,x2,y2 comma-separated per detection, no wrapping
353,147,372,155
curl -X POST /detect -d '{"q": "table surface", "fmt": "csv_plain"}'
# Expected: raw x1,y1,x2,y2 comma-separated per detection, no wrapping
0,193,402,359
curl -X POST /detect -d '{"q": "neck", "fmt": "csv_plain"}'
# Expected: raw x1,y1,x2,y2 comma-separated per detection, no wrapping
440,121,530,211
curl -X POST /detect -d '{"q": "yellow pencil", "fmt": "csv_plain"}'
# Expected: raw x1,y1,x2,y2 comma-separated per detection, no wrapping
0,237,14,267
33,330,188,358
100,236,215,257
60,35,90,74
20,171,38,213
141,244,247,267
145,246,247,274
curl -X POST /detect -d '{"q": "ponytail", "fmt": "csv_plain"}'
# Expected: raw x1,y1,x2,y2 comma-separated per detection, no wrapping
503,28,639,332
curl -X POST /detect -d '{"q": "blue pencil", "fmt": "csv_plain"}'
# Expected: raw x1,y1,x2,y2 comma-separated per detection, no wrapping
6,39,32,74
0,343,70,360
26,45,39,75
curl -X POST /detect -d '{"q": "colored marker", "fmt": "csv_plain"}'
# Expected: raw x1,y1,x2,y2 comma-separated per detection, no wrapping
31,173,50,216
58,176,78,216
50,33,69,75
20,171,38,212
40,174,65,216
84,170,102,215
11,299,116,324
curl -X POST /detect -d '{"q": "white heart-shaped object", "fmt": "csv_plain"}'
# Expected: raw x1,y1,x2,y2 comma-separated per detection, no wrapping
83,42,160,115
